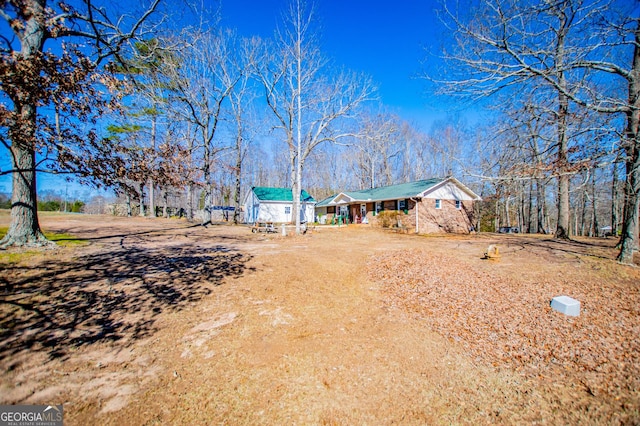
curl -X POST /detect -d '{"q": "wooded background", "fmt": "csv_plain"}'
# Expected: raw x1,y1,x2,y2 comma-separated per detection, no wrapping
1,0,638,261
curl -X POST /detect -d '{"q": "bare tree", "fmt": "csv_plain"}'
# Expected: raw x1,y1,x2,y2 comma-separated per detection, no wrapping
351,112,402,189
426,117,469,178
0,0,160,248
431,0,640,263
252,0,375,233
228,40,259,225
165,28,242,224
104,122,148,216
431,0,600,240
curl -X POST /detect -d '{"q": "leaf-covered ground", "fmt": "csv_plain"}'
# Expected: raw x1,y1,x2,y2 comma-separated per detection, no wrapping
369,248,640,422
2,213,639,424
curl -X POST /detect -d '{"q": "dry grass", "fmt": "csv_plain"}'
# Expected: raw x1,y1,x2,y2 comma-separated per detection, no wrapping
370,249,640,423
0,215,639,424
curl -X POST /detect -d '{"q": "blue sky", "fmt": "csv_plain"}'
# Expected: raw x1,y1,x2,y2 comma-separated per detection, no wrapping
1,1,448,199
220,0,445,122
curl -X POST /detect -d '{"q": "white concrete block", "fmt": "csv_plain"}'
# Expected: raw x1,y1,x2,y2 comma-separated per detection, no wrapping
550,295,580,317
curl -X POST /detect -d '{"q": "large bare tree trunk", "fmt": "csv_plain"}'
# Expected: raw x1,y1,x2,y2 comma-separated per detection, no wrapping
0,3,50,248
185,184,193,221
612,161,619,235
138,183,146,217
617,23,640,265
233,134,242,225
618,131,640,263
494,185,500,232
2,119,50,248
527,180,534,233
536,179,546,234
618,155,640,263
162,188,169,218
555,55,571,240
504,196,511,227
185,125,194,221
556,174,571,239
126,194,132,217
580,189,588,236
290,149,299,228
591,172,599,237
202,137,212,225
148,110,157,218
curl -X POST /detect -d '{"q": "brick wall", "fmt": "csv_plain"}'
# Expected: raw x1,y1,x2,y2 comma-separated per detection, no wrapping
368,198,474,233
416,199,474,233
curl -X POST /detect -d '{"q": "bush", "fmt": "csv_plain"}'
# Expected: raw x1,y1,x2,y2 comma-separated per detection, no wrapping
35,199,85,212
376,210,400,228
70,200,84,212
38,200,61,211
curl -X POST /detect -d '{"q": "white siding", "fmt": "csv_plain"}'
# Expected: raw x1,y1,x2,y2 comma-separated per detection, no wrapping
258,202,290,223
423,182,476,201
243,192,260,223
243,187,318,224
301,203,315,223
333,193,354,204
245,200,315,224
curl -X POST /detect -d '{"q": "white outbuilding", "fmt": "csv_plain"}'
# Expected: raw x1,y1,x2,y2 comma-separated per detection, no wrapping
243,187,316,224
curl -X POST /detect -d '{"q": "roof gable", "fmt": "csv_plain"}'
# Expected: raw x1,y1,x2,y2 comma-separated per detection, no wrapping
252,187,316,203
420,177,481,201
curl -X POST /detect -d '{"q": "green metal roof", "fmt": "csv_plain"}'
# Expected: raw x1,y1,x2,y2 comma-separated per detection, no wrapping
315,194,338,207
252,187,316,203
315,178,446,207
347,178,444,201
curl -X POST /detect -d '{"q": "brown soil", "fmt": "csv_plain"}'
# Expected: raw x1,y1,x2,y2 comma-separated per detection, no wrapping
1,213,639,424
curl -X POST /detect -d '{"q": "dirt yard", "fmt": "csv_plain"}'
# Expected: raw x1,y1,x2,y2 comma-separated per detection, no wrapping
1,212,639,424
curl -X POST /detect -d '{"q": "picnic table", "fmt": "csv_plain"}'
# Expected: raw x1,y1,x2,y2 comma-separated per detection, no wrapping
251,222,277,233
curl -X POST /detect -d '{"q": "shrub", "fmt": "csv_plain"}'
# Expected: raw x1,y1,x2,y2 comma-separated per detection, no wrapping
376,210,400,228
38,200,61,211
70,200,84,212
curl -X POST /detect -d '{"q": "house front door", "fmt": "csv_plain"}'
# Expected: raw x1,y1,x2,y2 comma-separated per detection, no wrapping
350,205,359,223
338,205,348,223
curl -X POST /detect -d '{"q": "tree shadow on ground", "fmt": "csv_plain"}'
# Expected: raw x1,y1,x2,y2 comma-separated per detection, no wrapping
488,234,624,261
47,222,204,242
0,243,254,371
537,238,630,260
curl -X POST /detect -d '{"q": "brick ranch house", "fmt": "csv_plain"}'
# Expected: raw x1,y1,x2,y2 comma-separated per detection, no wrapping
315,177,482,234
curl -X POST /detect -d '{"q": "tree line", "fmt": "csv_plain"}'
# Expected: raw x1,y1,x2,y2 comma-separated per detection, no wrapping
1,0,639,264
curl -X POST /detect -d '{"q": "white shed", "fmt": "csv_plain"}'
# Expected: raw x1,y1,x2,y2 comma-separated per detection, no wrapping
243,187,316,224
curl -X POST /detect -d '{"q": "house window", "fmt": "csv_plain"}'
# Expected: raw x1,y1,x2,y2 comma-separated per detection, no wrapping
398,199,406,210
376,202,383,213
435,199,441,209
285,206,291,214
455,200,461,209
